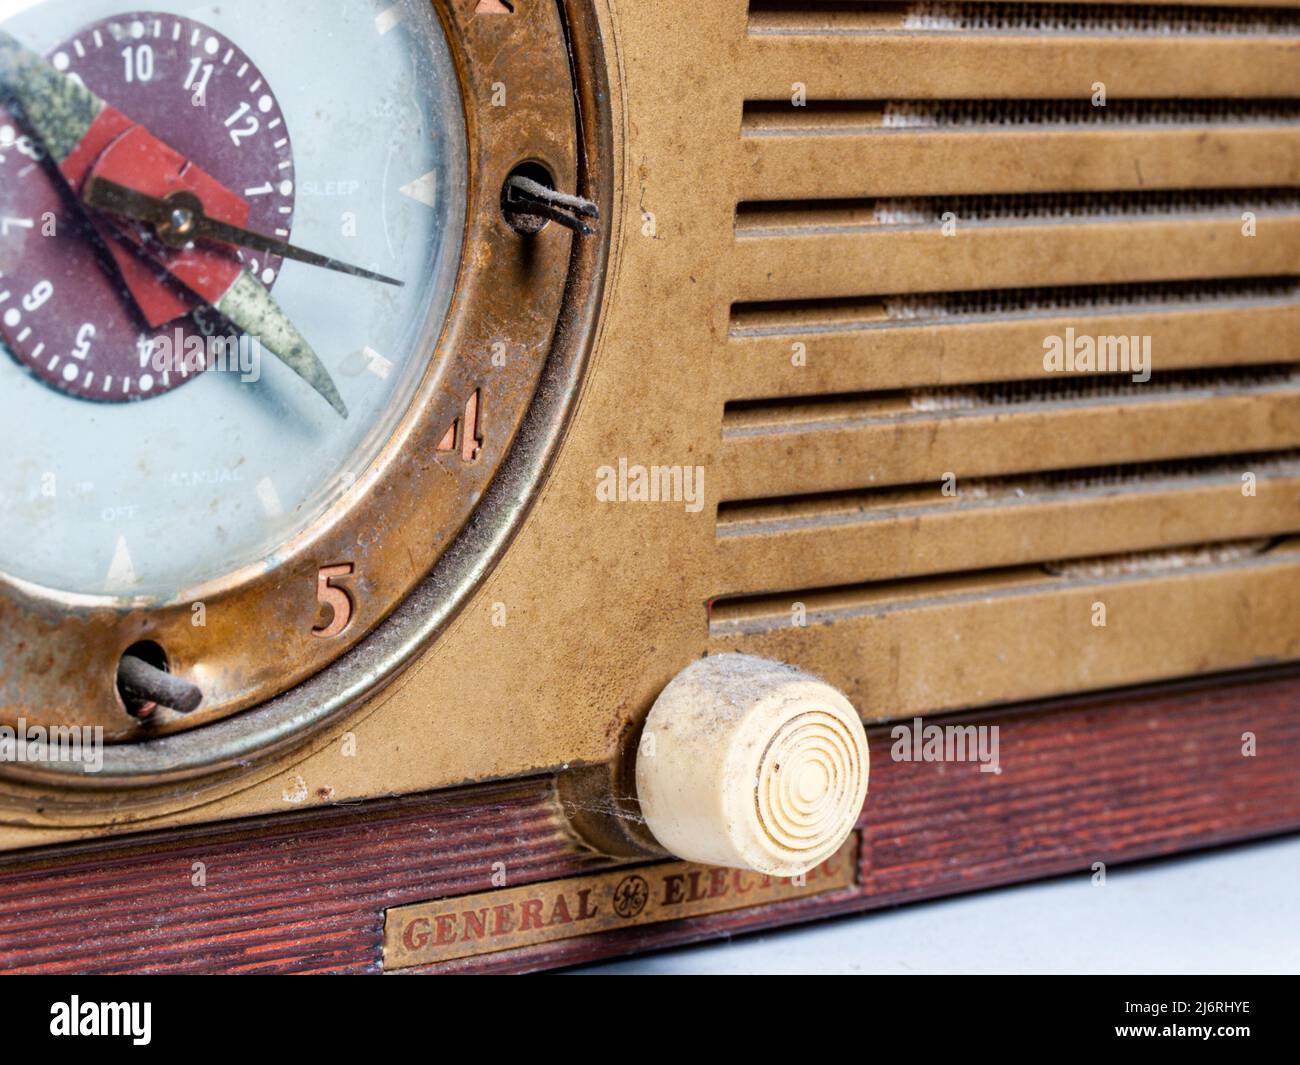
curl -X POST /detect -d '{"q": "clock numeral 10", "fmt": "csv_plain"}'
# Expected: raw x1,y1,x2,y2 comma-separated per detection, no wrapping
121,44,155,83
312,564,355,639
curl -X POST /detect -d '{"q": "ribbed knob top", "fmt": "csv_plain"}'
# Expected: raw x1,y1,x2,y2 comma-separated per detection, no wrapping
635,654,869,877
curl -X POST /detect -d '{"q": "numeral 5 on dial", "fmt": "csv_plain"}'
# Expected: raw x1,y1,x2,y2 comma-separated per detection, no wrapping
313,563,355,638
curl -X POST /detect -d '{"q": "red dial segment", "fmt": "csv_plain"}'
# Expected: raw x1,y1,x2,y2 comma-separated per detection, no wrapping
0,12,295,402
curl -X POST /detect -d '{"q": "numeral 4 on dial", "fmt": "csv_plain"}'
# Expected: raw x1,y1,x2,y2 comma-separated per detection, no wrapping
437,390,481,462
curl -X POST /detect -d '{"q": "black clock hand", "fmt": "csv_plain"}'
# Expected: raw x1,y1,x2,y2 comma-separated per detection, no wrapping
3,32,349,418
83,178,403,287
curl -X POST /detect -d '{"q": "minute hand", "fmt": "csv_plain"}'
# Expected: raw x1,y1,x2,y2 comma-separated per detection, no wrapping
82,177,351,418
83,178,403,287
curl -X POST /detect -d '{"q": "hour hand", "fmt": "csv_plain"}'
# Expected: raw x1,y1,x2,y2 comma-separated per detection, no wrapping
83,177,403,287
82,179,348,419
108,231,349,419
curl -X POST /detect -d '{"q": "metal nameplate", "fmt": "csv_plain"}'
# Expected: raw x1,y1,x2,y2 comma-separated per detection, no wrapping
383,839,858,969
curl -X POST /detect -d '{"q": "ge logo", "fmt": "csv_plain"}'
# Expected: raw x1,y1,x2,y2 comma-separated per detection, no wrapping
612,875,649,919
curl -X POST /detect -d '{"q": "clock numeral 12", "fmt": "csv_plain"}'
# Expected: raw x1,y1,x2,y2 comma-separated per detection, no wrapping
312,563,355,638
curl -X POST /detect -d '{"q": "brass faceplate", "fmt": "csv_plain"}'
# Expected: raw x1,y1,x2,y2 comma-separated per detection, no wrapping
382,839,857,970
3,0,1300,846
0,2,581,745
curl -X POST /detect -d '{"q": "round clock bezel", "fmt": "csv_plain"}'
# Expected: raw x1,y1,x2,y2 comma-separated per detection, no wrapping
0,0,611,795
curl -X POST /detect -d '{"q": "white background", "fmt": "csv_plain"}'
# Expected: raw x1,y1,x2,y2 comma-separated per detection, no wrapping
566,836,1300,974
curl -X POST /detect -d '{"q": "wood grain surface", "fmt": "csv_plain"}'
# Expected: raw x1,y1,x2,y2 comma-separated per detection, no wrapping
1,667,1297,974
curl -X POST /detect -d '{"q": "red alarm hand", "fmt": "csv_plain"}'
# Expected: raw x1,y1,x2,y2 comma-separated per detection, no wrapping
63,113,249,328
2,35,351,416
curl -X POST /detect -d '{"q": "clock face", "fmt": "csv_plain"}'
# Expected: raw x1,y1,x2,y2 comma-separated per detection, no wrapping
0,0,467,598
0,0,595,779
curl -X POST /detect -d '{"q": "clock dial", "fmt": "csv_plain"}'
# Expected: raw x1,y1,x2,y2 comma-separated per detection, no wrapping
0,12,295,402
0,0,594,772
0,0,467,598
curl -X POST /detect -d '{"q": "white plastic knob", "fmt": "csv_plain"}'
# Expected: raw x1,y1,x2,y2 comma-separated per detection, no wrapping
636,654,869,877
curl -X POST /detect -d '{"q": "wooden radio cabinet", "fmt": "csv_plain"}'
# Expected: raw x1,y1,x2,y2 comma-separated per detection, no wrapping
0,0,1297,973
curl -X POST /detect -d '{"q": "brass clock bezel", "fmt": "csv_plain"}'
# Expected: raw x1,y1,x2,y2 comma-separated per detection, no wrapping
0,0,610,790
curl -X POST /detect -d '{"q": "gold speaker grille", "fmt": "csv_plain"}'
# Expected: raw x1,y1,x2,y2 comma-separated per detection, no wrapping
710,0,1300,719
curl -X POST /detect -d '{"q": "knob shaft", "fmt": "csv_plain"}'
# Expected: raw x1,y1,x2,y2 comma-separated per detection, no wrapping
636,654,869,877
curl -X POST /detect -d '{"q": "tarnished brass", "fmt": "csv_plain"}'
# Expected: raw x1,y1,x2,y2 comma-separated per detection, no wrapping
0,0,596,759
382,837,858,969
1,0,1298,854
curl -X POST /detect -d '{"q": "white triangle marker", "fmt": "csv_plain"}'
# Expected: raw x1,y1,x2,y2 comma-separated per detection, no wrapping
399,171,438,209
362,346,393,380
374,4,404,35
105,535,137,591
256,476,284,517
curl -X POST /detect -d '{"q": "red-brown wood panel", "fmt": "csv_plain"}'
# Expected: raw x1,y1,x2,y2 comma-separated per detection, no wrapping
1,667,1298,974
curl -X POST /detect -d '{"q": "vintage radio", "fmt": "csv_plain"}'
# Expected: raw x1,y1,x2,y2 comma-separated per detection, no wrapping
0,0,1297,975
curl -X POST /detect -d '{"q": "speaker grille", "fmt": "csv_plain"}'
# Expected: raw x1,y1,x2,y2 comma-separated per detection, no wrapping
710,0,1300,719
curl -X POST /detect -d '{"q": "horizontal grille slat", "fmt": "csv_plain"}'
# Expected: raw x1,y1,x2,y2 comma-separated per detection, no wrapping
739,124,1300,198
715,0,1300,718
752,0,1300,9
741,36,1300,99
717,455,1300,591
738,187,1300,229
749,2,1300,34
735,276,1299,329
743,99,1300,130
722,297,1300,397
712,537,1285,629
732,214,1300,300
719,372,1300,496
707,541,1300,720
